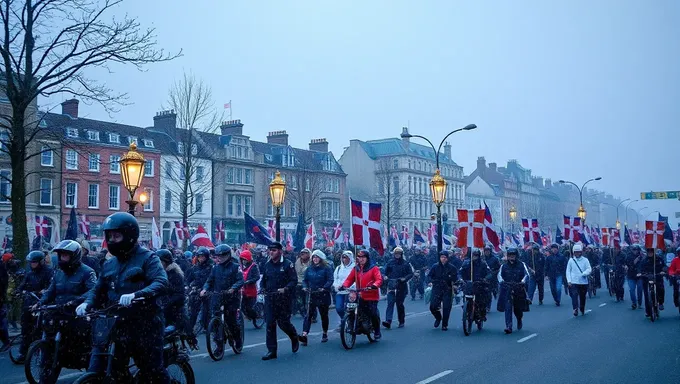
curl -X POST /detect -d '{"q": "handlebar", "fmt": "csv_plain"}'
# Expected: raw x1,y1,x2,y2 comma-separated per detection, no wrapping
78,298,145,318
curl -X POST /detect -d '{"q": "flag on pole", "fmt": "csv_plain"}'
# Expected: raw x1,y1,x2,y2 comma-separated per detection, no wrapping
350,198,384,255
151,217,161,249
563,216,581,242
78,214,90,239
64,209,78,240
601,227,611,247
413,227,425,245
224,101,231,109
483,202,500,251
191,225,214,248
522,218,540,244
215,220,225,244
332,222,343,242
456,209,485,248
304,219,316,249
645,221,665,250
244,212,274,246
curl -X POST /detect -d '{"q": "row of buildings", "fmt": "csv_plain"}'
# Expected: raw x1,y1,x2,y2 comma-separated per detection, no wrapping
1,98,637,250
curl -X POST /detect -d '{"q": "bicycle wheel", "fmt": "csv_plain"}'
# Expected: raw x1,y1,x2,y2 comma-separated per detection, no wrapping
206,317,225,361
25,340,60,384
9,335,22,364
72,372,103,384
608,273,614,297
340,314,356,350
252,302,265,329
462,300,472,336
231,311,244,355
167,361,195,384
649,286,657,323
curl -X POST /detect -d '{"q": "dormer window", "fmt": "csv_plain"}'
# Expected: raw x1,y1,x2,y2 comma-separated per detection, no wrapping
282,148,295,167
323,155,334,171
66,127,78,138
109,133,120,143
143,139,154,148
177,142,184,154
128,136,137,145
87,130,100,141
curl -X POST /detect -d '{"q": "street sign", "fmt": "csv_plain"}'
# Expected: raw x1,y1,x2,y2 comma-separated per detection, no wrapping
640,191,680,200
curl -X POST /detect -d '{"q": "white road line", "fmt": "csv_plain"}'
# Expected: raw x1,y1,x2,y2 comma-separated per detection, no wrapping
599,303,607,307
416,370,454,384
517,333,538,343
585,309,592,314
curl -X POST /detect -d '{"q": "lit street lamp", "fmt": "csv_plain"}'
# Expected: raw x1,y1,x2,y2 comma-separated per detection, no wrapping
558,177,602,224
119,143,146,216
401,124,477,252
269,171,287,242
509,206,517,233
615,198,631,230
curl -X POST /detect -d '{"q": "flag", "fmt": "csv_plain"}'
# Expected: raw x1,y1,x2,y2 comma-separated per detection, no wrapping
244,212,274,246
563,216,581,242
540,230,550,247
645,221,665,250
426,225,434,246
35,215,49,238
555,226,564,244
612,229,621,249
224,101,231,109
390,225,399,248
151,217,161,249
522,218,540,244
413,227,425,245
173,221,185,241
483,202,500,250
593,226,601,245
624,225,633,246
64,208,78,240
400,225,410,246
191,224,214,248
78,214,90,239
293,215,306,251
304,219,316,249
350,198,384,255
601,228,611,246
169,225,179,248
659,213,674,244
286,231,294,251
215,220,225,244
266,219,276,239
456,209,485,248
321,227,329,242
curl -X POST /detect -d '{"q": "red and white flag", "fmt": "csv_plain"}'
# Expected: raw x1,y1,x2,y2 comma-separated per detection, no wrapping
601,227,611,246
266,220,276,239
522,218,540,244
400,225,410,246
191,225,214,248
286,231,294,250
304,219,316,249
350,198,384,255
645,221,665,250
456,209,485,248
612,229,621,249
332,222,343,242
483,203,500,251
35,216,49,238
173,221,184,241
79,214,90,239
321,227,329,242
563,216,581,242
215,220,225,243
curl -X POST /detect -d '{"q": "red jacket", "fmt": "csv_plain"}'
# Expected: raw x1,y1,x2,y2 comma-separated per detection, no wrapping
669,257,680,277
342,264,383,301
241,264,258,298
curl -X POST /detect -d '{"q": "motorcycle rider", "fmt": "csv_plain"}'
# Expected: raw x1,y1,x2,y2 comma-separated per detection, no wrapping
483,245,501,312
427,251,458,331
522,243,546,305
16,250,53,363
498,247,529,334
260,242,299,361
239,250,260,322
200,244,244,354
460,248,491,320
186,247,212,332
77,212,170,382
38,240,96,383
637,248,667,317
341,248,383,339
382,247,413,329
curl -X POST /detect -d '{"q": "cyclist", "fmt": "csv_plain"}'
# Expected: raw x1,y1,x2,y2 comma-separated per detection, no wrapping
157,249,194,345
668,247,680,309
76,212,170,383
460,249,491,320
239,250,260,323
483,245,501,312
341,249,383,339
16,250,53,363
427,250,458,331
200,244,244,354
522,243,546,305
637,247,667,317
498,247,529,334
186,247,212,332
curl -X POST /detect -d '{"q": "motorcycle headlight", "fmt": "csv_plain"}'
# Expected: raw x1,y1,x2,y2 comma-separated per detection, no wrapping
348,292,357,302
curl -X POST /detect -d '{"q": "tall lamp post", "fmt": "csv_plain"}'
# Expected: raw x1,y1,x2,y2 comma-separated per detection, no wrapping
401,124,477,252
615,198,631,230
633,207,647,229
558,177,602,224
624,199,639,227
269,171,287,242
119,143,146,216
509,206,517,233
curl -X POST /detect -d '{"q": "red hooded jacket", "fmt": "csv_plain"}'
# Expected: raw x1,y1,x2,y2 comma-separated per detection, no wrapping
342,263,383,301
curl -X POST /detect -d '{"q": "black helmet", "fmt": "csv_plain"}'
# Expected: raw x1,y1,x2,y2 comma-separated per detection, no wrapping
506,247,519,256
102,212,139,256
214,244,232,257
156,249,173,265
26,250,45,263
195,247,210,258
472,248,481,256
532,243,540,250
53,240,82,271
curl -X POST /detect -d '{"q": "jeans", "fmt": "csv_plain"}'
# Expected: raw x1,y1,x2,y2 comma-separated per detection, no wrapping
410,277,424,299
429,289,453,327
504,290,523,330
303,302,329,334
335,294,347,320
627,277,643,305
569,284,588,312
527,274,545,303
358,300,381,334
385,287,407,324
549,275,563,304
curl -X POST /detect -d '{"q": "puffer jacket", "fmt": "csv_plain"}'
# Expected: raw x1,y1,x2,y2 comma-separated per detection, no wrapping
459,258,491,282
40,263,96,306
303,263,333,306
19,265,53,307
160,262,186,309
566,256,592,285
342,261,383,301
186,259,213,291
333,259,355,294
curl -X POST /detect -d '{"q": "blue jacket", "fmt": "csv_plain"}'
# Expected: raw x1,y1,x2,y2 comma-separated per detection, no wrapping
203,260,243,306
385,257,413,290
545,253,568,279
18,265,53,307
260,257,298,294
40,263,96,306
460,258,491,282
522,251,546,276
498,261,529,284
186,259,213,291
302,263,333,306
427,262,458,292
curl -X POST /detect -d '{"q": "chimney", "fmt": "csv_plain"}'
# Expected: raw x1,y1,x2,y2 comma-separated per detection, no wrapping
443,141,452,160
153,110,177,134
267,130,288,146
220,119,244,136
61,99,79,118
400,127,410,148
544,178,552,188
488,162,497,173
309,138,329,152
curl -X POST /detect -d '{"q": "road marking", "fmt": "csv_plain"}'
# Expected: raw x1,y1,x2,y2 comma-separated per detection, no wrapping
599,303,607,307
585,309,592,314
517,333,538,343
416,370,454,384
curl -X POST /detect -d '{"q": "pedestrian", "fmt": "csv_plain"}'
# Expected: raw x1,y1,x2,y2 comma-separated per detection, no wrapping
382,247,413,329
427,251,457,331
625,245,644,309
299,250,333,345
522,243,546,305
332,251,355,327
545,244,567,306
567,244,592,316
498,247,529,334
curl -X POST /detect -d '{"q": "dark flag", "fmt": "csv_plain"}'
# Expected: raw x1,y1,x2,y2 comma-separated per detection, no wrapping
293,214,306,252
64,207,78,240
244,212,274,246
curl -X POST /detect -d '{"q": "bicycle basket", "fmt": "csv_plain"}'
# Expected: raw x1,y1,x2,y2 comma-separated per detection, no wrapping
92,317,117,347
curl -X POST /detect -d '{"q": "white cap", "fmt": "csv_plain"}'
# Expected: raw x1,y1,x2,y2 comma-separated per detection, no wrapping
573,244,583,252
311,249,327,260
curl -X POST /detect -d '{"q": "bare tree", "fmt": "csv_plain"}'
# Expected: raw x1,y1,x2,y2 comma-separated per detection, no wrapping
374,157,408,232
0,0,179,258
164,71,221,249
287,155,325,225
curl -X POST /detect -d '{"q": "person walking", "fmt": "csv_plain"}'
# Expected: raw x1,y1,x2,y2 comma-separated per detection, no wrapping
566,244,592,316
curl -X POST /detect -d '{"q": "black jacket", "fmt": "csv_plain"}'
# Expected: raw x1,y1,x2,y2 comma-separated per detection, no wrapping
484,254,502,274
460,258,492,282
260,257,297,295
161,263,186,308
0,261,8,305
545,253,568,279
637,255,667,279
625,252,643,279
18,265,53,307
82,255,101,277
427,262,458,292
175,257,192,275
40,263,96,306
203,260,244,304
499,260,528,283
521,251,546,276
186,260,213,291
385,257,413,290
85,245,168,314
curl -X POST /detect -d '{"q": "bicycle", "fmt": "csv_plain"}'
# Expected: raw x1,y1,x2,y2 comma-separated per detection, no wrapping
587,267,599,299
461,281,489,336
607,268,615,297
204,291,244,361
339,287,376,350
639,273,662,322
9,291,43,365
72,299,195,384
242,293,265,329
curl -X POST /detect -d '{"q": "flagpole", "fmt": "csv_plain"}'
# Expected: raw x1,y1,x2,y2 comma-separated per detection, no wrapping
229,99,232,120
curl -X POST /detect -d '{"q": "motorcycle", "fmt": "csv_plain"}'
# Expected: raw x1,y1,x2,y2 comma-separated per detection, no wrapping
339,287,376,350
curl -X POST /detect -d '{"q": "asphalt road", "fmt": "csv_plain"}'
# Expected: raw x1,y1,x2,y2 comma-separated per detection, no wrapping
2,283,680,384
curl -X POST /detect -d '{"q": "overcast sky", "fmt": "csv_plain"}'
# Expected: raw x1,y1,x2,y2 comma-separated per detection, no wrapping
42,0,680,226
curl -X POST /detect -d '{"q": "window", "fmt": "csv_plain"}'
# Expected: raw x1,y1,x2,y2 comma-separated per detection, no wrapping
66,150,78,170
235,195,242,216
227,195,234,216
109,133,120,144
164,190,172,212
0,131,9,152
179,165,185,180
143,188,152,211
267,198,273,216
323,155,333,171
393,159,399,169
290,201,297,217
291,175,298,190
66,127,78,138
195,193,203,213
235,168,243,184
177,142,184,154
226,168,234,184
88,184,99,208
393,177,400,195
39,178,52,205
128,136,137,145
305,178,310,192
378,179,384,195
87,130,100,141
109,155,120,174
40,146,53,166
143,139,154,148
408,176,412,194
244,196,251,215
244,169,252,185
108,185,120,210
408,159,411,169
321,200,340,220
164,162,172,178
191,144,198,156
196,166,204,181
334,179,339,194
144,160,154,177
0,170,10,202
65,182,77,207
88,154,100,171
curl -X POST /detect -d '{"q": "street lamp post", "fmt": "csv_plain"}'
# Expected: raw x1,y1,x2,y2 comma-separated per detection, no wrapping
269,171,287,242
509,206,517,233
119,143,146,216
624,199,639,227
633,206,647,229
558,177,602,224
401,124,477,253
615,198,631,230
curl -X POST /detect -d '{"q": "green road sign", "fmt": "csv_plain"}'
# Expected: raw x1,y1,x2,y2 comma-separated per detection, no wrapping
640,191,680,200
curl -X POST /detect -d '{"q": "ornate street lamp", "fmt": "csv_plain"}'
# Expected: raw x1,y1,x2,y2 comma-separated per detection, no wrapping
509,206,517,233
119,143,146,216
429,169,447,252
577,205,587,222
269,170,287,241
559,177,602,225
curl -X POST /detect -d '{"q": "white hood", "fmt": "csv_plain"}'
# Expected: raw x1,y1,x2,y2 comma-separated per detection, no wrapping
333,257,355,292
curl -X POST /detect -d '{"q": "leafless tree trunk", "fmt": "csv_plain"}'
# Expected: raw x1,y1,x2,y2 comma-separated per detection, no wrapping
287,158,325,225
0,0,179,258
375,158,408,232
